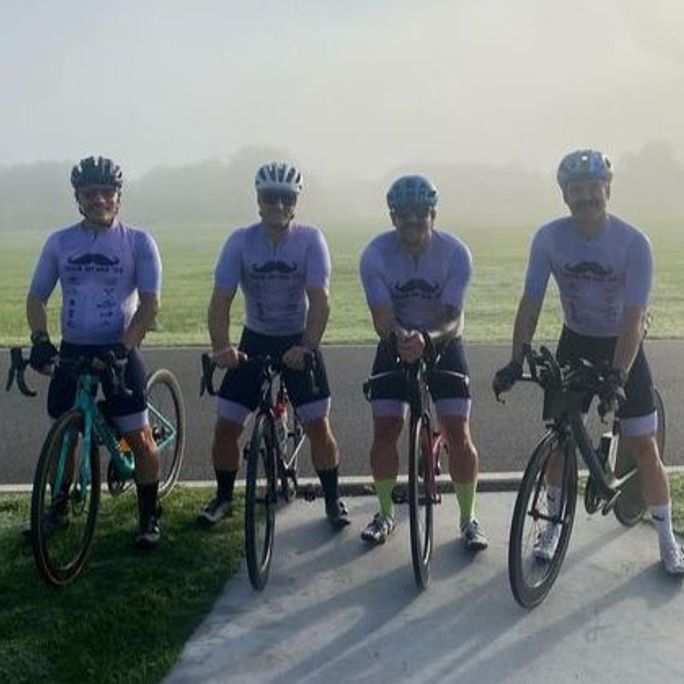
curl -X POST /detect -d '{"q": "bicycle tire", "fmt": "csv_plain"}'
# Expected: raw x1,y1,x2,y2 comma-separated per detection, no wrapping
509,432,577,608
408,413,434,589
614,386,666,527
245,412,277,591
31,409,100,586
147,368,186,499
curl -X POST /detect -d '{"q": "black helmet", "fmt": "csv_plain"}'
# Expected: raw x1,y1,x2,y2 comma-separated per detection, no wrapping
386,175,438,210
71,156,123,189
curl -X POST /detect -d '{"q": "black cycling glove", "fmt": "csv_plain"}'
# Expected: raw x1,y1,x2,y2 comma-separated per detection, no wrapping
29,332,58,370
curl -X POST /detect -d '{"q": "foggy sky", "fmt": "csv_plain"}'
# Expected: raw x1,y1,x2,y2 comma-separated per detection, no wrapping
1,0,683,181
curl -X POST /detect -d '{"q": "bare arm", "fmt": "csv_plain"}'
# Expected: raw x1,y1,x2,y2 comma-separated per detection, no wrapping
26,293,49,337
301,286,331,349
613,305,647,372
368,304,404,342
510,295,543,364
120,292,160,349
207,287,237,353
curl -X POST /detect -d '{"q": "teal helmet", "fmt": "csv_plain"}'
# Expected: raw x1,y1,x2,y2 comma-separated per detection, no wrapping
557,150,613,188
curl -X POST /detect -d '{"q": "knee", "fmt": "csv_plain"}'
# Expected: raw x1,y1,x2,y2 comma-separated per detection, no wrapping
214,418,242,443
304,417,334,445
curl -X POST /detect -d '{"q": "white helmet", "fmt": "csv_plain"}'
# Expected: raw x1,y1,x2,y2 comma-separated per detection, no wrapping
254,162,303,195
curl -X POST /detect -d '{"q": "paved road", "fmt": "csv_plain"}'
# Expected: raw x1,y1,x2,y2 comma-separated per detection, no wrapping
1,341,682,484
164,492,684,684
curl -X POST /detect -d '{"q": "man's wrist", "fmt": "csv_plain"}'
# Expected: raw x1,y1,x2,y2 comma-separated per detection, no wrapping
30,330,50,345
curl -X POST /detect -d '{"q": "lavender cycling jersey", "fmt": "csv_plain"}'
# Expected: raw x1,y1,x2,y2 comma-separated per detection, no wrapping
524,216,653,337
29,222,162,345
214,222,331,336
359,229,472,332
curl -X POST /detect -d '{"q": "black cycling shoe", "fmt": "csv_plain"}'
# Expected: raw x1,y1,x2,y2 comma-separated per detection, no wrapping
135,514,161,550
325,498,351,530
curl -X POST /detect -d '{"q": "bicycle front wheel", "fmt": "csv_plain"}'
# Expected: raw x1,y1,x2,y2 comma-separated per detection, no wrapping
509,432,577,608
614,386,666,527
31,409,100,586
408,414,434,589
245,413,277,591
147,368,186,499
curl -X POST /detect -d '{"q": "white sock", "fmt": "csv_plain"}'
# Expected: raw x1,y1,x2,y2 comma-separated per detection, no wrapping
649,503,678,550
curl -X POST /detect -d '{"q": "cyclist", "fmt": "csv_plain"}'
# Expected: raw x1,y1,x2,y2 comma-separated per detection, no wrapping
358,175,488,551
26,155,163,549
493,149,684,574
198,161,350,530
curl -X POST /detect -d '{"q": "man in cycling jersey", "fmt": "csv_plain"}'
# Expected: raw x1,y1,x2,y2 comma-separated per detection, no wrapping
493,149,684,574
358,175,488,550
27,156,163,549
198,162,350,530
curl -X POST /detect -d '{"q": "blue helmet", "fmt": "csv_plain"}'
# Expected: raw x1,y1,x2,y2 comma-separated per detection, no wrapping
71,156,123,189
386,175,438,211
556,150,613,188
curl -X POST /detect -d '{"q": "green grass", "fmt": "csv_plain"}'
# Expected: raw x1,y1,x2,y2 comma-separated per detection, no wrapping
0,488,243,684
2,222,683,346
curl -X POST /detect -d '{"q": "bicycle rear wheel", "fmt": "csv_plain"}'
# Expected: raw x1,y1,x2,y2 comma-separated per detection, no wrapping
614,386,666,527
509,432,577,608
147,368,186,499
245,413,277,591
408,414,434,589
31,409,100,586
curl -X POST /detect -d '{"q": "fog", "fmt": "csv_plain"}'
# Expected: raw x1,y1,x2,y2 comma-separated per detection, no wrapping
1,1,683,228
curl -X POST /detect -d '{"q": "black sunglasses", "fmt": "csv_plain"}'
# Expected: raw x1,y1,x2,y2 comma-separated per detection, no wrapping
393,206,432,221
259,190,297,207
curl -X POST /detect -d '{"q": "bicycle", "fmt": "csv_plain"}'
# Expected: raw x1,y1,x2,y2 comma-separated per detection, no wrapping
363,345,469,589
498,344,666,608
201,353,309,591
6,347,185,586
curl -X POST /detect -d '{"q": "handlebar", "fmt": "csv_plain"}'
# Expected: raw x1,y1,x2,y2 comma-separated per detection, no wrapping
5,347,131,398
200,351,317,398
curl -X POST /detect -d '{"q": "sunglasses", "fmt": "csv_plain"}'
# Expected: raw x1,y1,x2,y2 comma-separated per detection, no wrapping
393,206,432,222
259,190,297,207
78,187,118,200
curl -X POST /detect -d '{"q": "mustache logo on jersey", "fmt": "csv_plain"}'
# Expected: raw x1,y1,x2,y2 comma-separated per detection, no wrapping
394,279,441,295
251,260,298,274
563,261,613,277
67,253,121,267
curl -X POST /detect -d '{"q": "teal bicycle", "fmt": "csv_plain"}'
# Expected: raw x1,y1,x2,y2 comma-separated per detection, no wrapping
7,348,185,586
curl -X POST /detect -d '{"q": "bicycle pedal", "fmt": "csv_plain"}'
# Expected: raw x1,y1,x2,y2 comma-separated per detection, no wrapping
298,484,316,502
391,486,407,505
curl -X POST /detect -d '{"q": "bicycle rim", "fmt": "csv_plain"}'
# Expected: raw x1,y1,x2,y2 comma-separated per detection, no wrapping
614,386,666,527
509,432,577,608
408,415,434,589
147,369,186,499
31,410,100,586
245,413,276,591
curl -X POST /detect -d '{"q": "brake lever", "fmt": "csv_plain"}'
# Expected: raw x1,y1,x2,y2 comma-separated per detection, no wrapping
6,347,37,397
200,353,217,396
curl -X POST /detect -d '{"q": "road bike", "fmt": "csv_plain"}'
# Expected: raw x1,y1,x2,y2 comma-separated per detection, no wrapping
364,347,468,589
499,344,665,608
201,353,309,590
6,347,185,586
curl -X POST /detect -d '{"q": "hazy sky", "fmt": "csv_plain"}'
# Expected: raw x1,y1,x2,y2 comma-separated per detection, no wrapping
2,0,683,180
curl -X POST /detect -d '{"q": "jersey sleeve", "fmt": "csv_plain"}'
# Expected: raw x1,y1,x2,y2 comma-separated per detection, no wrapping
441,242,472,311
304,229,331,289
624,232,653,308
523,228,552,301
359,243,392,307
214,230,244,291
29,233,60,302
134,231,162,294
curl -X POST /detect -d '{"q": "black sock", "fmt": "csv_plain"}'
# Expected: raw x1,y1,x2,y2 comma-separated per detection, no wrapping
317,467,339,505
216,469,237,501
137,481,159,519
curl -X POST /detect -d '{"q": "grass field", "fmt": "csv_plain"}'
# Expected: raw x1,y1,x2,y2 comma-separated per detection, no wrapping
1,221,683,347
0,487,243,684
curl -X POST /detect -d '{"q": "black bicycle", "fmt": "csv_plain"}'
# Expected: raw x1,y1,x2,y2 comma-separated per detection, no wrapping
364,347,468,589
499,344,666,608
201,353,309,591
